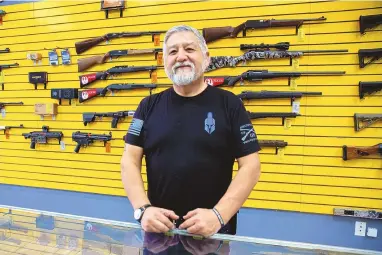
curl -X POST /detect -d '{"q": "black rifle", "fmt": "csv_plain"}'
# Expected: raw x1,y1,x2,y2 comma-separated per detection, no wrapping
258,139,288,154
22,126,63,149
0,48,10,54
205,70,345,87
240,42,290,51
354,114,382,131
359,81,382,99
83,110,135,128
72,131,112,153
79,83,157,103
0,124,24,134
79,65,157,87
358,48,382,68
202,16,326,43
75,30,167,54
0,101,23,110
359,14,382,34
247,111,300,125
237,90,322,105
0,63,19,90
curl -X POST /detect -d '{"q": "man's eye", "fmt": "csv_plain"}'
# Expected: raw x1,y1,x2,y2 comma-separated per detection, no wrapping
186,48,195,51
169,50,177,54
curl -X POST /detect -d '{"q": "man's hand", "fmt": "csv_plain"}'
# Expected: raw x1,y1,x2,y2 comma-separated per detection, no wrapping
141,206,179,233
178,208,221,237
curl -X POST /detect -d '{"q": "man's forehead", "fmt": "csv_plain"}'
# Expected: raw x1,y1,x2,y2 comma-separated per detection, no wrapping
167,41,198,49
166,31,199,48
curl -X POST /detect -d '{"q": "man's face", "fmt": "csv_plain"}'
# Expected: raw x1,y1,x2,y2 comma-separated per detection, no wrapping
164,31,209,86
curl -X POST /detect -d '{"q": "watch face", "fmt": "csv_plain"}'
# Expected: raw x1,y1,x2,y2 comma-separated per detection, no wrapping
134,209,142,220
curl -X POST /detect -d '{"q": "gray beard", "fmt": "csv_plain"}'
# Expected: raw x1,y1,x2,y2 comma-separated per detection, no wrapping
166,61,204,86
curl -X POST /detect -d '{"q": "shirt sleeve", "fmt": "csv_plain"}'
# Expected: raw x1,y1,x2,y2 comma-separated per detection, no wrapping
124,97,148,147
231,98,261,158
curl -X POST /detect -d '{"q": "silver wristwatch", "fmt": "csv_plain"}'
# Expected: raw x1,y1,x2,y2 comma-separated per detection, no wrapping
134,204,151,223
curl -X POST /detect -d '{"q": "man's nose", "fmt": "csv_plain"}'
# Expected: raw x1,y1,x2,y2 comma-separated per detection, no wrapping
176,48,188,62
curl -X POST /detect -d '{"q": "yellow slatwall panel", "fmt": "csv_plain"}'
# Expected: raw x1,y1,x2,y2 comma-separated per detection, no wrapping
0,0,381,216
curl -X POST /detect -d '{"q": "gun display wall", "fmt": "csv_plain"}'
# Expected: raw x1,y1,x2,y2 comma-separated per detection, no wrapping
0,1,381,218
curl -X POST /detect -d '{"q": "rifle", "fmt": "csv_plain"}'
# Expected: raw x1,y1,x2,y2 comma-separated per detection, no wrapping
204,70,345,87
342,143,382,161
359,14,382,34
83,110,135,128
75,30,166,54
247,111,299,125
0,124,24,134
359,81,382,99
79,65,157,87
237,90,322,105
77,48,163,72
72,131,112,153
258,139,288,154
206,48,348,72
0,101,23,110
0,48,10,54
22,126,63,149
354,113,382,131
79,83,156,103
358,48,382,68
0,63,19,90
240,42,290,51
202,16,326,43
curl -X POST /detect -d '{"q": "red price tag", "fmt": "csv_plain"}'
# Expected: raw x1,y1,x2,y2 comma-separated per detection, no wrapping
157,52,163,65
151,71,157,83
5,130,9,139
106,142,111,153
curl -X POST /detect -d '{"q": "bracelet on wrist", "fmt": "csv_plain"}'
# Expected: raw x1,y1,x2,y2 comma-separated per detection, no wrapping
212,207,225,227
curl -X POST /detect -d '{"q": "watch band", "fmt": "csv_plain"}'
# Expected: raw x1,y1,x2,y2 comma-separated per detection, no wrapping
137,204,151,222
212,207,225,227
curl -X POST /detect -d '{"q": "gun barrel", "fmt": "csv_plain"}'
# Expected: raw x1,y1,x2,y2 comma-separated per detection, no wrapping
300,49,348,54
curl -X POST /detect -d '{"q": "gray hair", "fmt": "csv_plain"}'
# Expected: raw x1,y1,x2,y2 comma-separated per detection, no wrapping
163,25,209,59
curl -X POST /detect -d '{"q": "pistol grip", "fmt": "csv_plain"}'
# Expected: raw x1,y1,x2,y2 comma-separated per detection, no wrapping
74,144,81,153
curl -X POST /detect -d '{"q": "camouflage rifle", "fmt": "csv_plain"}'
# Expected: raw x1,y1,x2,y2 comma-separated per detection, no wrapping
354,113,382,131
240,42,290,51
342,143,382,161
206,49,348,72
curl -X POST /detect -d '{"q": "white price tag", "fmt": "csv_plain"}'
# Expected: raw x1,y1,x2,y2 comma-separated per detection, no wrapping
292,101,300,114
1,108,5,118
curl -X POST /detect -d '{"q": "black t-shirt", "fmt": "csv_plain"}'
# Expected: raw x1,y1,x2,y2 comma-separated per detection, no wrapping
124,85,261,234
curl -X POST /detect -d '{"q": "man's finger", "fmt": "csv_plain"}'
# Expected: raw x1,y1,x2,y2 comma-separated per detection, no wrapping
146,224,161,233
185,224,201,234
152,219,170,233
179,217,197,230
161,209,179,220
183,209,198,219
156,212,175,230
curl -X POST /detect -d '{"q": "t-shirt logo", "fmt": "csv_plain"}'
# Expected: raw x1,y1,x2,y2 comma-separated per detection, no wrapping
240,124,257,144
204,112,215,134
128,118,144,136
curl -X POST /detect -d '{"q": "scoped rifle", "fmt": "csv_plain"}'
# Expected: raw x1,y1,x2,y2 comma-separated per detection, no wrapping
77,48,163,72
247,111,300,125
354,113,382,131
0,48,10,54
79,65,157,87
202,16,326,43
237,90,322,105
0,63,19,90
358,48,382,68
240,42,290,51
206,49,348,71
0,101,23,110
258,139,288,154
342,143,382,161
72,131,112,153
22,126,63,149
75,30,166,54
83,110,135,128
205,70,345,87
79,83,157,103
359,14,382,34
359,81,382,99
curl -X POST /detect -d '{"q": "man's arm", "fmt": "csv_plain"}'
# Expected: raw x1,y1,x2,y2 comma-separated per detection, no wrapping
214,152,261,224
120,144,150,210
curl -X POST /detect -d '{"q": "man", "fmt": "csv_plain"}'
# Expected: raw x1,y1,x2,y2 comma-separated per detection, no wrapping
120,24,261,237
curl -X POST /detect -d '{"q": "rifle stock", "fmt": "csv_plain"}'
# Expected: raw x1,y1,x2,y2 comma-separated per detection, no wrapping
342,143,382,160
78,54,110,72
75,37,106,54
